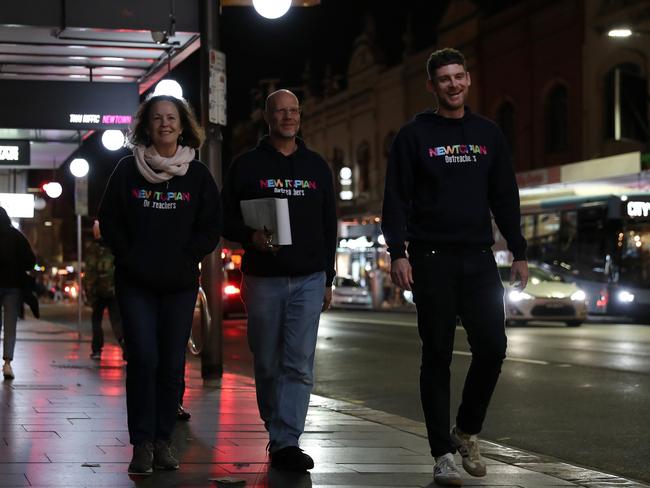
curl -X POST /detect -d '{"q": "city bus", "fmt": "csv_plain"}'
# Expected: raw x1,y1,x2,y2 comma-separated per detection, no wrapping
495,192,650,322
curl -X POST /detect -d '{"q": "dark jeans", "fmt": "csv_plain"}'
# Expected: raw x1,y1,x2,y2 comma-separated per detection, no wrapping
409,245,506,457
90,295,122,354
116,281,197,445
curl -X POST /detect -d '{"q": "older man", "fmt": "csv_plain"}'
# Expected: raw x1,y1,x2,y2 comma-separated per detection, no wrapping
222,89,337,472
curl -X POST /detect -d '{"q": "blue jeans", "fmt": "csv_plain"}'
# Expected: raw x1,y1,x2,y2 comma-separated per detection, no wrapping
242,272,326,451
116,281,197,445
0,288,21,361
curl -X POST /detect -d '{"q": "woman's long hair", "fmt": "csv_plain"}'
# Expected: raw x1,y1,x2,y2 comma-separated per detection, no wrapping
128,95,205,149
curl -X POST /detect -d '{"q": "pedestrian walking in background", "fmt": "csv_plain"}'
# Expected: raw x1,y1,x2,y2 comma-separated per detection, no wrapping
99,95,222,475
0,206,36,381
381,47,529,486
84,219,124,360
222,89,337,472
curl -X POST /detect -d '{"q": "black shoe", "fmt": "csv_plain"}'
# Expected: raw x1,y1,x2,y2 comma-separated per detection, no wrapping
153,440,179,470
128,442,153,475
90,351,101,360
270,446,314,472
177,404,191,421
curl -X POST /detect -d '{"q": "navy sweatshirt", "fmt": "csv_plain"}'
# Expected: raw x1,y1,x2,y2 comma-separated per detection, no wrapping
98,155,222,292
222,137,337,286
381,108,526,260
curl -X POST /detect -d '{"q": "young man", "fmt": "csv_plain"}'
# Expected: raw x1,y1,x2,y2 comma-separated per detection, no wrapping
222,89,337,472
381,48,528,486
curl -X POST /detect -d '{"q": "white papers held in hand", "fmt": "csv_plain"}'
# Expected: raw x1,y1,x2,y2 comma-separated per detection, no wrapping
240,198,292,246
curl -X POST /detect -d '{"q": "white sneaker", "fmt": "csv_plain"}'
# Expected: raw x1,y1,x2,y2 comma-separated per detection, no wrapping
434,453,463,486
450,425,486,477
3,363,14,380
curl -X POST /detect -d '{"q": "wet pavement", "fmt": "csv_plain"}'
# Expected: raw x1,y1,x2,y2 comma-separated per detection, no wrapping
1,317,647,487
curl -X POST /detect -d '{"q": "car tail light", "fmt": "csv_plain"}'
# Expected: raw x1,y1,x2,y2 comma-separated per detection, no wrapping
223,284,240,296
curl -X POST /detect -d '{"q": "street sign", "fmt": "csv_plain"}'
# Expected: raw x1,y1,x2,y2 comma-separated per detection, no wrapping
0,140,30,166
75,176,88,216
0,80,138,130
0,193,34,218
209,49,227,126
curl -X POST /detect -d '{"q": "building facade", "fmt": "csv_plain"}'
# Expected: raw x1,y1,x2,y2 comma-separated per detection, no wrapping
233,0,650,306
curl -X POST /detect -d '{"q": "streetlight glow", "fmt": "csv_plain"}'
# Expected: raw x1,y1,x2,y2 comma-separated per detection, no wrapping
43,182,63,199
70,158,89,178
608,28,632,38
153,79,184,99
102,130,125,151
253,0,291,19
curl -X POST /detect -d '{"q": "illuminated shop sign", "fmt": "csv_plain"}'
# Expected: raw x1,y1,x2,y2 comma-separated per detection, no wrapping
0,140,29,166
69,114,132,125
0,80,138,129
627,201,650,218
0,193,34,218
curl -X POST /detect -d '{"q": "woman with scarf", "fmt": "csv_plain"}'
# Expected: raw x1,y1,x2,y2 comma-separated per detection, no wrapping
98,95,222,475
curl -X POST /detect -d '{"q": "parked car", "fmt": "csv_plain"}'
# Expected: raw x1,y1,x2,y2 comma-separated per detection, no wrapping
498,263,587,327
223,268,246,318
331,277,373,310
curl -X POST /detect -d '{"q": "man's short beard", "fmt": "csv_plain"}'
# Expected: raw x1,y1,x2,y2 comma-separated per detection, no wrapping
274,130,297,139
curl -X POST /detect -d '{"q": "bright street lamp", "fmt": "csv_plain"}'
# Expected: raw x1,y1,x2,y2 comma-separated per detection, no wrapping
608,28,632,38
252,0,291,19
153,79,184,99
69,158,89,178
42,181,63,199
102,130,125,151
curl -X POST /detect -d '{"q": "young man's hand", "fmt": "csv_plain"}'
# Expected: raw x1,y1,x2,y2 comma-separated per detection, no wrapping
390,257,413,291
510,260,529,290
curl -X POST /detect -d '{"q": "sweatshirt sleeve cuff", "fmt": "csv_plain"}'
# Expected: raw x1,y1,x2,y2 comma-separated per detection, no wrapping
389,250,407,260
511,249,527,261
326,270,335,287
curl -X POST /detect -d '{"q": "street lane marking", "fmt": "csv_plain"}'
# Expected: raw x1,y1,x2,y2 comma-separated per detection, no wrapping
323,316,550,365
322,315,416,327
454,350,549,365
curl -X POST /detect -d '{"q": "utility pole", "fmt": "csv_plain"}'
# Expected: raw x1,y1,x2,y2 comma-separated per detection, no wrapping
199,0,224,379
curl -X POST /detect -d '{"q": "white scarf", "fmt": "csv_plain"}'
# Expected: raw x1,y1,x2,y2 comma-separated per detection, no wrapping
133,144,196,184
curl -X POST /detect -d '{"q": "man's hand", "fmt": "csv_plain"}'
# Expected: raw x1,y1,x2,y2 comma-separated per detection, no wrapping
322,287,332,312
390,257,413,291
251,229,278,253
510,260,529,290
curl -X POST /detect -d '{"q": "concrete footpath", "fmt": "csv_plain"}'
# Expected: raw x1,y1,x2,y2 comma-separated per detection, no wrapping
0,317,647,487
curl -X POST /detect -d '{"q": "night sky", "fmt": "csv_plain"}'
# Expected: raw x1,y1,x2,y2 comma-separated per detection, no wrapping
218,0,449,123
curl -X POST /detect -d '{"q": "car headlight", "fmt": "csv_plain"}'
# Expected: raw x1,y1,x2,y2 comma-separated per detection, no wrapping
509,290,533,302
618,290,635,303
570,290,586,302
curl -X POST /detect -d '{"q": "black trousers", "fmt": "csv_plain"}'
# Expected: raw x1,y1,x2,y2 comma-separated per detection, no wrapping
409,245,506,457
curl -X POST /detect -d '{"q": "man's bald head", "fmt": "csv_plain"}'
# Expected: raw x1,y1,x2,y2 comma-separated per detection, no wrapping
264,89,301,141
265,89,299,113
